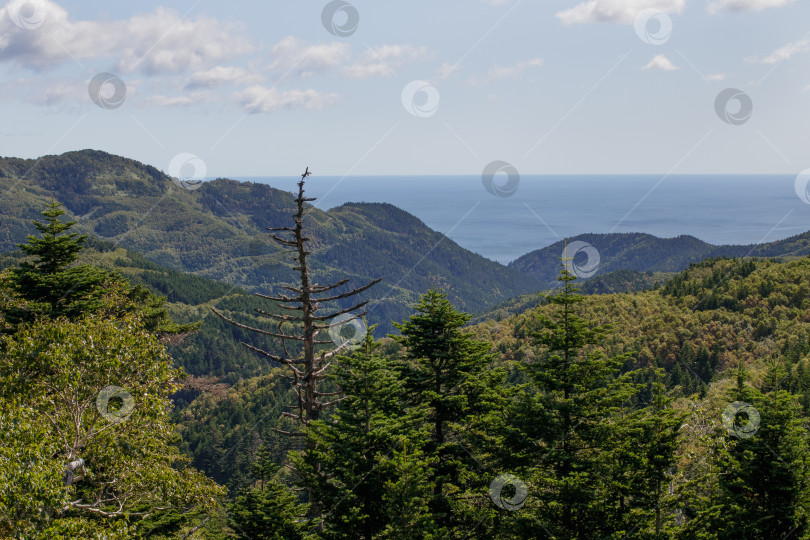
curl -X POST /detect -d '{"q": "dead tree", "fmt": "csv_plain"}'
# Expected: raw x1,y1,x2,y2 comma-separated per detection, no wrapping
211,166,380,441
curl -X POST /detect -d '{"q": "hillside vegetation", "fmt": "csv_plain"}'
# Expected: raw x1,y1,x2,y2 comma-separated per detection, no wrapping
0,150,542,333
4,152,810,538
510,230,810,285
174,254,810,538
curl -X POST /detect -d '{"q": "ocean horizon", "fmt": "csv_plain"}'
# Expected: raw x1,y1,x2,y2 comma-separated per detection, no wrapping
231,174,810,265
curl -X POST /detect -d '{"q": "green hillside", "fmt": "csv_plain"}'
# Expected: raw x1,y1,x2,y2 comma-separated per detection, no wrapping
509,231,810,285
5,179,810,537
0,150,542,334
175,255,810,535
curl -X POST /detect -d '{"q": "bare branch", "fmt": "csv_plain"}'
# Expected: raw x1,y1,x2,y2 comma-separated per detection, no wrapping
255,312,306,323
315,278,382,302
310,279,350,293
311,301,370,321
254,292,298,303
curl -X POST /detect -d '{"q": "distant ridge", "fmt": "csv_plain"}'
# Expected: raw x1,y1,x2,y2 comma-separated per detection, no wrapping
0,149,542,332
3,150,810,332
509,231,810,285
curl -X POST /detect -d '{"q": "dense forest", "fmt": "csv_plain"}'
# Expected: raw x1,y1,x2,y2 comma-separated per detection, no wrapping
0,150,545,334
2,182,810,539
5,150,810,335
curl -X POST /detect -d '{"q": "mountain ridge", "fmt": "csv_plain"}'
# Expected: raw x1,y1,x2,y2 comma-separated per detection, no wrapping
0,149,542,333
508,230,810,286
5,149,810,333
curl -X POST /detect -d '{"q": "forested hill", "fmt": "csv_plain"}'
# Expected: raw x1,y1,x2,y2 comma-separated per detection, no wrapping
509,230,810,285
5,149,810,335
0,149,541,332
179,254,810,526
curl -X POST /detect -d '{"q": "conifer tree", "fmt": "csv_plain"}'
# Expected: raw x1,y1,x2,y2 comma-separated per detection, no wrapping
393,288,496,532
508,253,662,538
625,374,685,537
229,448,307,540
2,197,107,324
679,363,810,539
212,168,380,515
294,324,424,539
378,440,437,539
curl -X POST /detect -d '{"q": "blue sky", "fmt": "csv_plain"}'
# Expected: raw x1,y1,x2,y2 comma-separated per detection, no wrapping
0,0,808,177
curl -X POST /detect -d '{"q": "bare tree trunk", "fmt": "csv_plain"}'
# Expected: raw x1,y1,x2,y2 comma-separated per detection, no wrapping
212,167,380,521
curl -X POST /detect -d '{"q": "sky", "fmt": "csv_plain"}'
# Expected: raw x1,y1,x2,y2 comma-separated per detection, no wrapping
0,0,809,177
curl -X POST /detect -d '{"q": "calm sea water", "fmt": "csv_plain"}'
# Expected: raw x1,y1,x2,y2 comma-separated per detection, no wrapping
233,175,810,265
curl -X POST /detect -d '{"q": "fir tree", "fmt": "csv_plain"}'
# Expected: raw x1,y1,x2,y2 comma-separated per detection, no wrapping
229,449,307,540
378,440,437,539
393,288,496,532
510,254,656,538
2,198,107,325
680,363,810,539
294,324,422,539
625,374,685,538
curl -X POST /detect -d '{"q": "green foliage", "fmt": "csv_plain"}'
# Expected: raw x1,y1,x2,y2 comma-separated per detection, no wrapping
293,325,425,539
678,370,810,539
229,450,307,540
176,369,299,494
377,441,437,539
0,315,224,537
491,263,683,538
393,289,499,532
0,399,66,538
1,197,107,325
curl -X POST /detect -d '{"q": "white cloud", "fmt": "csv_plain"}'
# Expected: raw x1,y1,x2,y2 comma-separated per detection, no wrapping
142,93,209,107
0,0,253,73
434,62,459,80
643,54,679,70
556,0,685,25
708,0,795,13
468,58,543,85
2,75,133,110
269,37,350,78
707,73,727,81
342,45,428,79
185,66,260,89
29,79,85,107
745,39,810,64
235,85,340,113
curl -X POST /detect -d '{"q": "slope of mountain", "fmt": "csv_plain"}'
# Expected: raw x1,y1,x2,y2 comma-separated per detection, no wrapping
479,255,810,400
0,241,294,385
508,231,810,285
180,255,810,491
469,268,673,324
0,150,542,333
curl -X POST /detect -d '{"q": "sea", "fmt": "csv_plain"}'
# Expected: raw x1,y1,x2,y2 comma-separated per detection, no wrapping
233,175,810,265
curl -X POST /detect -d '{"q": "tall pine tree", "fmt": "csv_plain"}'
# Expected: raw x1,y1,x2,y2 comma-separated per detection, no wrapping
2,198,106,325
393,288,496,533
294,324,424,538
507,255,674,538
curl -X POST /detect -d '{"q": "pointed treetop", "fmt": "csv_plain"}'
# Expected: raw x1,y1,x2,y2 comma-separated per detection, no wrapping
17,196,87,275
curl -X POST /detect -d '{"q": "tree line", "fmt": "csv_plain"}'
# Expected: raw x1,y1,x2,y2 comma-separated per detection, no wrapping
1,192,808,538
